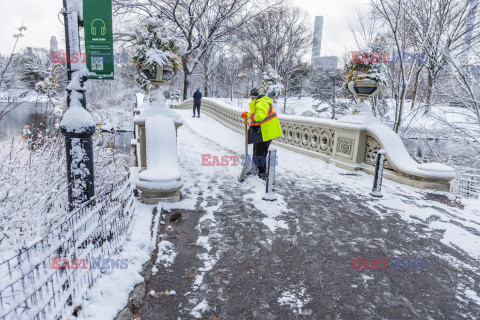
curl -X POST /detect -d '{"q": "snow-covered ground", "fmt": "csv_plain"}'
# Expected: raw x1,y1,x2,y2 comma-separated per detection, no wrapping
215,96,320,116
76,201,160,320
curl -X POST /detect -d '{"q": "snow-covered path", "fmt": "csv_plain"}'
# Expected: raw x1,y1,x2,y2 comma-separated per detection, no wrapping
136,109,480,319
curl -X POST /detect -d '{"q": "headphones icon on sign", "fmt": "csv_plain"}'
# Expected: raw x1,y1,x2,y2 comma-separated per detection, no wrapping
91,19,107,36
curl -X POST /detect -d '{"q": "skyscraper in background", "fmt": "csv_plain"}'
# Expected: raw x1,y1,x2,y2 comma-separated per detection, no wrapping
50,36,58,52
462,0,478,63
312,16,324,63
311,16,338,70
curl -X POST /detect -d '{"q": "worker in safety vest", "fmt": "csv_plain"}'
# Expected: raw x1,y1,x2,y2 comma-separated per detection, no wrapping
241,88,283,180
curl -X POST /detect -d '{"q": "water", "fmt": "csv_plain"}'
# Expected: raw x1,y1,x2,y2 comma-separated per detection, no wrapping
0,102,57,140
0,102,133,153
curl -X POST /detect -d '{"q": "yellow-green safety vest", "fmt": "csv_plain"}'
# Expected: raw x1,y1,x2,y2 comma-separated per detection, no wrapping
247,95,283,142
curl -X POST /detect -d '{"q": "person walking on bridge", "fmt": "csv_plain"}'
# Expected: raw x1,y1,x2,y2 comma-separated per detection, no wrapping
193,88,202,118
241,88,283,180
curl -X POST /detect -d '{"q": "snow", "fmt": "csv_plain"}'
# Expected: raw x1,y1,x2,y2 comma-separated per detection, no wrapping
68,0,83,21
366,122,456,179
156,239,177,269
190,299,209,319
417,163,455,172
278,287,312,315
76,202,159,320
244,179,290,234
60,104,95,133
138,115,183,187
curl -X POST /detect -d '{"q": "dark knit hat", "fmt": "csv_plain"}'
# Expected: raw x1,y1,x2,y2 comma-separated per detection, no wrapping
250,88,260,97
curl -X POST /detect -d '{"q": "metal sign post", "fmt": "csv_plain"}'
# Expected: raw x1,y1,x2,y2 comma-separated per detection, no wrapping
61,0,96,211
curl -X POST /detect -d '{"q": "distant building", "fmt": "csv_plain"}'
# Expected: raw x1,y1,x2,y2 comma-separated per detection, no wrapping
311,16,324,64
50,36,59,52
462,0,478,62
313,56,339,70
311,16,339,70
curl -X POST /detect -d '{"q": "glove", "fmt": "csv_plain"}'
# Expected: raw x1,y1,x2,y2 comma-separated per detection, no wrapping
241,111,248,119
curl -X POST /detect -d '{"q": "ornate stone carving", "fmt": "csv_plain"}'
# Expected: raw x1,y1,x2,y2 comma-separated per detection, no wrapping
336,137,354,159
366,135,392,170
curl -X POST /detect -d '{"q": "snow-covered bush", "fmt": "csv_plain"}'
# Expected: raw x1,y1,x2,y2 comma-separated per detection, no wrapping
35,64,65,98
0,130,129,254
261,64,284,98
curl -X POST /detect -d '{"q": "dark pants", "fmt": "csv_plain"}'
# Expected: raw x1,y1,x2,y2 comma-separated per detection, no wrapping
253,140,271,174
193,104,200,116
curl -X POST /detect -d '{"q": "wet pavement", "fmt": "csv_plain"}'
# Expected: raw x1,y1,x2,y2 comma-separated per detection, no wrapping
135,112,480,320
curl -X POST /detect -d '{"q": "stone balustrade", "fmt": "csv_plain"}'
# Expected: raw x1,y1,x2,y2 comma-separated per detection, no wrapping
172,98,455,191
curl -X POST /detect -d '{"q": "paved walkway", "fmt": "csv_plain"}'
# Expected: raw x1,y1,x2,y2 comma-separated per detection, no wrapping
135,110,480,319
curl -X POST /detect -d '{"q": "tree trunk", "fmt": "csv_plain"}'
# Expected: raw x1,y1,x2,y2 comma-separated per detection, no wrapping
394,89,406,133
204,77,209,98
410,67,423,110
182,61,190,101
425,71,435,113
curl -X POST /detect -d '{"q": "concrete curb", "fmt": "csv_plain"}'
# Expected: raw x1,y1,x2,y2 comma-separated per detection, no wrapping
114,206,162,320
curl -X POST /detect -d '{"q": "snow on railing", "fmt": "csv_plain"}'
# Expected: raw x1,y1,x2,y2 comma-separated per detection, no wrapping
452,168,480,199
0,174,136,320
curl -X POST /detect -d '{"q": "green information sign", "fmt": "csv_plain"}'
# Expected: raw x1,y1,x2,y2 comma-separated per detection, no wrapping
83,0,114,79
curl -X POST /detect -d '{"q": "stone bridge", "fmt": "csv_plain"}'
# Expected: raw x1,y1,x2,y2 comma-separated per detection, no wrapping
171,98,455,191
126,97,479,320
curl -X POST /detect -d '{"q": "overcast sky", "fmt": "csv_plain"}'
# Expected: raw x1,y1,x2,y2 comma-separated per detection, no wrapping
0,0,370,57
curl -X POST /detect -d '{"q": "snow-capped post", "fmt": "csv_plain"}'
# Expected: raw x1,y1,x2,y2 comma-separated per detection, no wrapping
263,148,278,201
60,0,96,211
370,149,386,198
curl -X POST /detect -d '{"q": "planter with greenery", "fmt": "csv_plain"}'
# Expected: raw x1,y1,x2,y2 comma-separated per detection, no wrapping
131,18,181,89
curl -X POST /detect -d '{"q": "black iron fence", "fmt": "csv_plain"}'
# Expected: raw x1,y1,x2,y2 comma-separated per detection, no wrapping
0,174,136,320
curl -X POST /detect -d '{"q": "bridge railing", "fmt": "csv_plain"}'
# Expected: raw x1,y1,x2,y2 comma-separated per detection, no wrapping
452,168,480,199
0,174,136,320
172,98,455,191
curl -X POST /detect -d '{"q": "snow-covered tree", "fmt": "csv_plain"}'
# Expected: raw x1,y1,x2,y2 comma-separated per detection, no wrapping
16,47,52,89
239,5,311,110
0,24,28,123
0,24,26,89
114,0,278,100
406,0,480,111
261,64,284,99
310,69,352,119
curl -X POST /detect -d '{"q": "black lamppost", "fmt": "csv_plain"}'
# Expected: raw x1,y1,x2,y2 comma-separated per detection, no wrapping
61,0,95,211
